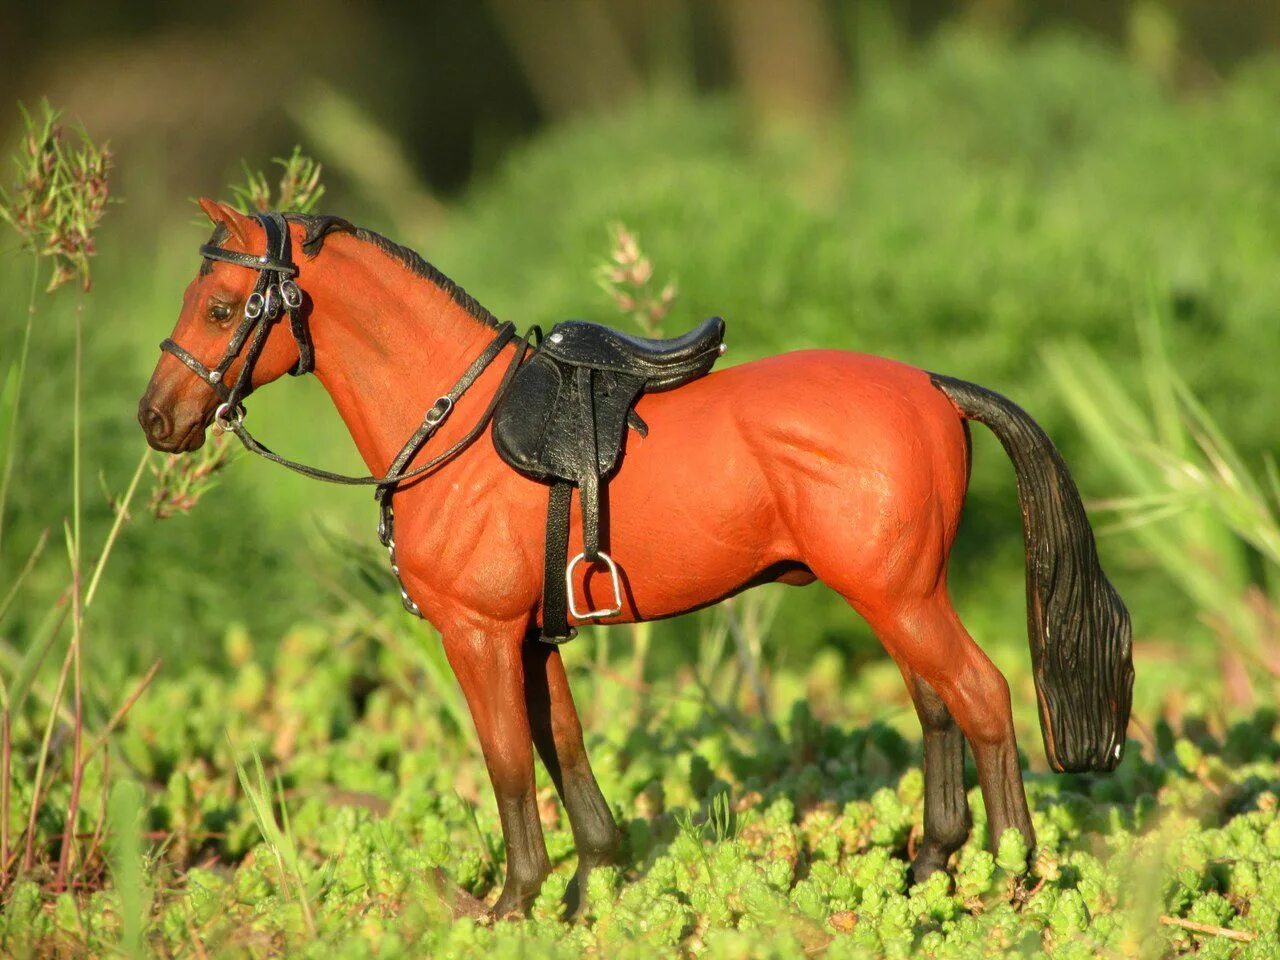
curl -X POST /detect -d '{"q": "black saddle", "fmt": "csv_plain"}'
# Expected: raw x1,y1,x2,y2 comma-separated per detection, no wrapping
492,316,726,642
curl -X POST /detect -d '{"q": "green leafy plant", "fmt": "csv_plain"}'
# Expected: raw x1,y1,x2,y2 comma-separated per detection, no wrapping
147,438,233,520
0,101,112,557
228,145,326,215
0,99,112,293
0,101,155,901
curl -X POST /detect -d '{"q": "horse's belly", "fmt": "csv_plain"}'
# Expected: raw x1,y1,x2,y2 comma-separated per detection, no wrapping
572,384,791,622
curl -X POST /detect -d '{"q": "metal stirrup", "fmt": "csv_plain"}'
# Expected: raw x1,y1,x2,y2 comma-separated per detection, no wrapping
565,551,624,620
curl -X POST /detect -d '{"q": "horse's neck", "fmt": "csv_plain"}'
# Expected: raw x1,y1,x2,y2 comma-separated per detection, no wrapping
304,251,505,476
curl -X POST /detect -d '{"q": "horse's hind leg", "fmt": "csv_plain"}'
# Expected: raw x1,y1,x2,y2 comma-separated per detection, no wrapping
903,671,971,881
862,593,1034,859
522,640,621,918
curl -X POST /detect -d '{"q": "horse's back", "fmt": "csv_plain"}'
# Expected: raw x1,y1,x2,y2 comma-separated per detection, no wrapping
633,348,966,478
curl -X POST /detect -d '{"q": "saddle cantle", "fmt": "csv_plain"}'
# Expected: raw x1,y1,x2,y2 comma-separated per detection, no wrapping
493,316,726,643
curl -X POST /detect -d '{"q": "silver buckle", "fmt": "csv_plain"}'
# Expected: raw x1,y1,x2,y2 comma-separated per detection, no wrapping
244,291,265,319
424,396,453,426
565,551,623,620
280,279,303,309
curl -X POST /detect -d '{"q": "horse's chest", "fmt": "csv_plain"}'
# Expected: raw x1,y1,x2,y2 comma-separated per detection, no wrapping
390,473,545,622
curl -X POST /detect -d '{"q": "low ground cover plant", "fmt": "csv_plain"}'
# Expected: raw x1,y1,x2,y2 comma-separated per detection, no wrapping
4,617,1280,957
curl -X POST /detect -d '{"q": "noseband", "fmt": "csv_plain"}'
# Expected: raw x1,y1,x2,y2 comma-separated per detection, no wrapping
160,212,312,430
158,209,533,615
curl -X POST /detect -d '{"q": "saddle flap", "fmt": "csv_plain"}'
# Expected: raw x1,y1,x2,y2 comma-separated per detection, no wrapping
492,352,645,483
491,315,728,645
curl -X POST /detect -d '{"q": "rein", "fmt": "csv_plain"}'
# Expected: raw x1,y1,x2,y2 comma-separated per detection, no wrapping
160,210,535,614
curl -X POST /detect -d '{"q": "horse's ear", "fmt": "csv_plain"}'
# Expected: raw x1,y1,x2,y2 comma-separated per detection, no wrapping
196,196,252,248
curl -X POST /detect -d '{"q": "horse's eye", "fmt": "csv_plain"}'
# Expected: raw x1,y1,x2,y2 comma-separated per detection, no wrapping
209,302,233,323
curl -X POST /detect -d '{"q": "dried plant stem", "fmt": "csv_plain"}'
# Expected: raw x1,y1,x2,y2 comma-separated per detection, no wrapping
55,588,83,888
1,706,10,885
724,597,771,720
21,636,74,872
631,621,652,689
0,528,48,631
82,659,161,761
80,751,109,885
55,305,85,889
84,449,149,609
1159,914,1257,942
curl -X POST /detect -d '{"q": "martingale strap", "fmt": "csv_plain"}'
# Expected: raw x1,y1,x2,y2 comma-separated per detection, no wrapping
161,208,536,617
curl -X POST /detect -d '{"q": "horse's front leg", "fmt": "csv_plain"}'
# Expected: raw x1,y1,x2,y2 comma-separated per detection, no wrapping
442,622,551,918
523,639,621,918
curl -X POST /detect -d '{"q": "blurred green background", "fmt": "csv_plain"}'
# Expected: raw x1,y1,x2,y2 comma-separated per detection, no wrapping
2,0,1277,717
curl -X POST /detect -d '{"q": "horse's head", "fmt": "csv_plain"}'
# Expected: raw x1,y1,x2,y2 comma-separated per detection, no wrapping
138,199,310,452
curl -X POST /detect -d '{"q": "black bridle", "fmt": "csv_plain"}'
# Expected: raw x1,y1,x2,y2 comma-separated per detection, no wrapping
159,209,533,615
161,211,312,425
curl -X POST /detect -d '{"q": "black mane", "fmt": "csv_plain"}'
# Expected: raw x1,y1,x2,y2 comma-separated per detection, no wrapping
198,212,500,329
286,213,501,329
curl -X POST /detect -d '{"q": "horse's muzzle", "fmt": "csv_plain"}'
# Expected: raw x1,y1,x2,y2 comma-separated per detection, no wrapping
138,395,206,453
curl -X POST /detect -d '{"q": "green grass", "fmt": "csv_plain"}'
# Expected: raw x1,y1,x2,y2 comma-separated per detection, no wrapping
2,25,1280,959
3,617,1280,957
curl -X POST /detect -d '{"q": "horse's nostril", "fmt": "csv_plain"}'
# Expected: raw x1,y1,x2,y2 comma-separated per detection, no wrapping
139,403,172,441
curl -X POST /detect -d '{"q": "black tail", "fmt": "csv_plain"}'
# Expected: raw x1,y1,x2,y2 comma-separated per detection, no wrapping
930,374,1133,773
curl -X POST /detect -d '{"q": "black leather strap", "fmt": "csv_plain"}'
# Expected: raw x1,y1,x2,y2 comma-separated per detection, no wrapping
576,365,600,560
224,322,520,488
541,481,575,643
197,244,296,275
196,212,313,382
159,337,231,401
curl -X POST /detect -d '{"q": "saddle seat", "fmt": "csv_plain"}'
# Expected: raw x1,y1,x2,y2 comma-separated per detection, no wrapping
543,316,726,387
492,316,726,643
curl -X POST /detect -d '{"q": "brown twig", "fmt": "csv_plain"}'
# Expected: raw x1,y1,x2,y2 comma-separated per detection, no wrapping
55,543,85,889
185,910,212,960
82,659,162,760
1159,915,1256,943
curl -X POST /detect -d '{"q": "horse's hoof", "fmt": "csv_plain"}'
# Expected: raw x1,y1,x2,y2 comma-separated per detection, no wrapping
909,848,953,886
560,874,586,922
488,887,537,921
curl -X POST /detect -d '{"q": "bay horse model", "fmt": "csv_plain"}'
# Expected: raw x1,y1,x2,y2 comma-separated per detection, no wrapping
139,201,1133,918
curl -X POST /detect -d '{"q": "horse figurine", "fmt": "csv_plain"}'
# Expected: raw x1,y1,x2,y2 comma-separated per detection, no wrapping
139,200,1133,918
